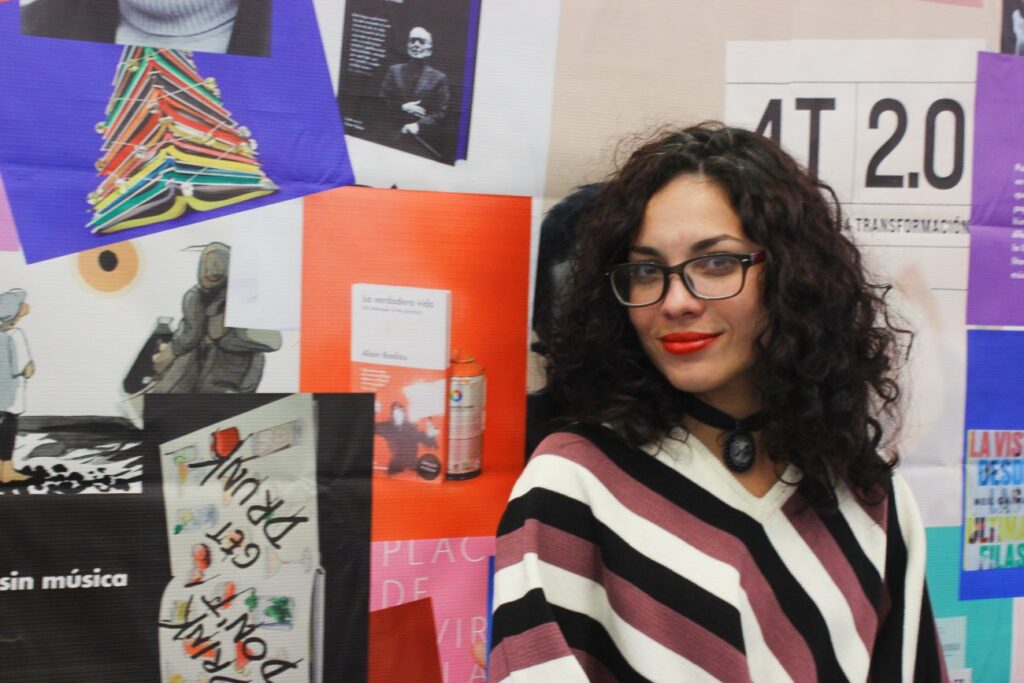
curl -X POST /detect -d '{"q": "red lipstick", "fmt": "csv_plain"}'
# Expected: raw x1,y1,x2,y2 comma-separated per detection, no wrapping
660,332,719,355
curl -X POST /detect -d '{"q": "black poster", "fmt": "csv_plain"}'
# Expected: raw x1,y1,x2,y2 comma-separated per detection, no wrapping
0,394,373,682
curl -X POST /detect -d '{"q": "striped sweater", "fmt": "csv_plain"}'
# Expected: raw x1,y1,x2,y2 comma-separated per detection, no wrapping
490,424,947,682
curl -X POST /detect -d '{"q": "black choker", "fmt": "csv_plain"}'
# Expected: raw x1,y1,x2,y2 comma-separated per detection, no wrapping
680,393,765,473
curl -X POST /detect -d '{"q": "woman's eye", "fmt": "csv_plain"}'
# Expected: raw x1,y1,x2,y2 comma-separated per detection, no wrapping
632,264,662,280
698,255,738,274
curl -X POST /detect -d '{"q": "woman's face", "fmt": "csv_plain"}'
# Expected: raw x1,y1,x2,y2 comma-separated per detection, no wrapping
626,174,766,413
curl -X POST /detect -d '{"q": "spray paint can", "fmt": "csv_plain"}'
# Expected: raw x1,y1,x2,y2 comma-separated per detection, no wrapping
447,351,485,480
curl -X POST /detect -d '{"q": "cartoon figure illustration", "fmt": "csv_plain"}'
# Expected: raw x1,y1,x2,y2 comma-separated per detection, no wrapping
375,401,437,474
379,26,450,159
968,517,997,544
0,289,33,484
137,242,282,394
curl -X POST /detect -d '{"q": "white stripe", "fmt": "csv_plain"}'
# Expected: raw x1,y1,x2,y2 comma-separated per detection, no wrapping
498,555,725,682
892,473,927,682
734,588,794,683
763,512,871,681
834,483,888,575
492,656,589,682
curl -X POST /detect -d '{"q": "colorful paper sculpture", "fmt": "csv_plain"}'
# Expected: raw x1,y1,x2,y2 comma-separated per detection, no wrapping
88,47,277,234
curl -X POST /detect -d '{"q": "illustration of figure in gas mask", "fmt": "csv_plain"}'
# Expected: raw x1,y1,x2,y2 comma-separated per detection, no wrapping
379,26,450,159
133,242,281,394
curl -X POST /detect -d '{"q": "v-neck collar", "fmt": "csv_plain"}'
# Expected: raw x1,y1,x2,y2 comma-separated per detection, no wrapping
645,428,802,523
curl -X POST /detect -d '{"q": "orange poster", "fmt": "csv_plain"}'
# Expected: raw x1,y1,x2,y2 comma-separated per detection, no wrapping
302,187,530,540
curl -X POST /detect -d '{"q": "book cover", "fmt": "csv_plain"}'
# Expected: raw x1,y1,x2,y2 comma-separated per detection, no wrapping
351,283,451,483
337,0,481,165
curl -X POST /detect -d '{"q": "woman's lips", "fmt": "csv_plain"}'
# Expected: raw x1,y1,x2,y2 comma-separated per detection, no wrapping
660,332,720,355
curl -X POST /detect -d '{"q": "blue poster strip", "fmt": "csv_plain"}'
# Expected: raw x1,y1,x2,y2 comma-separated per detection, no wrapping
961,329,1024,600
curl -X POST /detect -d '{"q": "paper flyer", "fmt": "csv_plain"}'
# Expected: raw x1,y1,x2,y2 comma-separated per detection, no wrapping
157,394,322,682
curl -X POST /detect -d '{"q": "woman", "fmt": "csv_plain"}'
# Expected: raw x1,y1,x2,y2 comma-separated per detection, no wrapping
490,123,946,682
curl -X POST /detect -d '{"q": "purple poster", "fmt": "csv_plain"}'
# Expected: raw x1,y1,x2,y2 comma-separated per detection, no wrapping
968,52,1024,325
0,0,352,263
0,172,18,252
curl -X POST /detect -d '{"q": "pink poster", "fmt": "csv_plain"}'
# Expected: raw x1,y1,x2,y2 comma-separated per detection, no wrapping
0,172,18,251
371,536,494,683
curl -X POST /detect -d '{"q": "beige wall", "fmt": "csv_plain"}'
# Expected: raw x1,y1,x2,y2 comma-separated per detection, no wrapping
544,0,1000,199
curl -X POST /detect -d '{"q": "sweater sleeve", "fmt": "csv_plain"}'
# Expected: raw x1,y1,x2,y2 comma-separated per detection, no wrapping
489,452,593,682
869,473,949,682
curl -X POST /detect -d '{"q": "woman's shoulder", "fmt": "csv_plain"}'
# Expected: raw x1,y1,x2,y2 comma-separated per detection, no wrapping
527,424,650,475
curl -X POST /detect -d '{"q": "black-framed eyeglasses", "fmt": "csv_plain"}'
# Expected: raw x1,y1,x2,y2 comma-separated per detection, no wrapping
607,251,766,307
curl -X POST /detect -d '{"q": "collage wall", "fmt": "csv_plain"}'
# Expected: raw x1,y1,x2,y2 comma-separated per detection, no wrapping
0,0,1020,680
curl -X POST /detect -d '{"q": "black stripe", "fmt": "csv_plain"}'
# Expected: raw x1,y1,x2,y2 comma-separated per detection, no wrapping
820,501,885,605
868,479,906,681
501,487,746,652
491,585,561,647
913,584,944,682
564,423,849,682
554,604,651,683
491,588,650,682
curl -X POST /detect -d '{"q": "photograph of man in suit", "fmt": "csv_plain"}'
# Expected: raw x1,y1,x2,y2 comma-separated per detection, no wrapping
378,26,450,159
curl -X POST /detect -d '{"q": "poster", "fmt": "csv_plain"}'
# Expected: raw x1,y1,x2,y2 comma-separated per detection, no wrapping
961,330,1024,600
0,393,374,681
337,0,480,166
0,218,298,417
967,52,1024,326
301,186,531,541
726,39,979,242
315,0,559,196
0,0,351,262
369,536,494,682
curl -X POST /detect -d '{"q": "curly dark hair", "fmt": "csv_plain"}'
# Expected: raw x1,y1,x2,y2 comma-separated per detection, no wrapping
543,122,911,509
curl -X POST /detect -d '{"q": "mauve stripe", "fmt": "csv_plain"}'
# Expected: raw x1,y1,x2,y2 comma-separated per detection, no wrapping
489,622,574,682
502,520,752,682
546,437,818,682
571,648,618,683
782,494,878,651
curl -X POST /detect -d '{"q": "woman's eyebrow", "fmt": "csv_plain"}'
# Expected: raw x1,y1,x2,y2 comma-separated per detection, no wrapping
690,234,745,252
629,234,745,260
628,245,663,259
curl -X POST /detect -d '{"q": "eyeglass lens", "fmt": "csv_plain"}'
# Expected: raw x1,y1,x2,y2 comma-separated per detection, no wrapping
612,255,746,305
